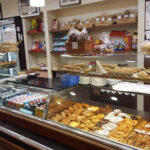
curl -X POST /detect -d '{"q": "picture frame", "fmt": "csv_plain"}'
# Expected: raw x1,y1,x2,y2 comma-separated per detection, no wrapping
59,0,81,7
145,0,150,30
18,0,40,18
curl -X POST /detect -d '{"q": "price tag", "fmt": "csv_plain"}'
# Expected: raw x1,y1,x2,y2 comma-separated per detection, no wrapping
101,17,105,22
72,42,78,49
117,15,122,20
129,13,135,18
107,18,112,22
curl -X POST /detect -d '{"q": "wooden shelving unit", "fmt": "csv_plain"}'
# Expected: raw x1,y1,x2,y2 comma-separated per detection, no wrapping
22,0,144,79
49,22,137,33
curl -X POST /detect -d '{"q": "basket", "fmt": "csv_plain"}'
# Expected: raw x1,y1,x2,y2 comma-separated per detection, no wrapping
66,41,92,54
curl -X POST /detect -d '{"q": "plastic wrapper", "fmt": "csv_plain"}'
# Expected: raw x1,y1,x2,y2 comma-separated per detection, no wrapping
142,31,150,54
68,27,89,42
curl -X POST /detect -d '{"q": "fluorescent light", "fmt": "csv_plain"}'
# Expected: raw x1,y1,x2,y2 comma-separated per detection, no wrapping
30,0,45,7
111,96,118,101
57,102,62,105
70,92,76,96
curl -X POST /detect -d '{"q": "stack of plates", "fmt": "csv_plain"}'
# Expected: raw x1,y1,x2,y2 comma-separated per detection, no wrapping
91,77,107,87
107,79,121,86
79,76,91,84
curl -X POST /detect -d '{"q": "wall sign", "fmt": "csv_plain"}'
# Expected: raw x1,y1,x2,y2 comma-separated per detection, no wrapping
59,0,81,7
18,0,40,18
146,0,150,30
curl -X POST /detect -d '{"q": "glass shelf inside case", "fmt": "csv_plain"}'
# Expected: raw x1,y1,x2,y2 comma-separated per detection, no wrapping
46,84,150,150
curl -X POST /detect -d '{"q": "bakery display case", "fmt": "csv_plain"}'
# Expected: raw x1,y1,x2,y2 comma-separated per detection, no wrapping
46,84,150,150
0,79,150,149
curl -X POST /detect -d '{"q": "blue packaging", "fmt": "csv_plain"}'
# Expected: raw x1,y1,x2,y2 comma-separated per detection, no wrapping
61,75,79,87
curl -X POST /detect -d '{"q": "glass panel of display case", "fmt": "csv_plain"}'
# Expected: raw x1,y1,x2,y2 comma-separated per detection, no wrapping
0,82,52,118
46,84,150,150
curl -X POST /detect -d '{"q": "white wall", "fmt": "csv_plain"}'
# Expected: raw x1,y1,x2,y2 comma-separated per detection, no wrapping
46,0,105,11
0,0,20,18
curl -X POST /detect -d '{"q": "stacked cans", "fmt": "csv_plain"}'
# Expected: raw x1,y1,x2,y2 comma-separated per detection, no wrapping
35,104,46,118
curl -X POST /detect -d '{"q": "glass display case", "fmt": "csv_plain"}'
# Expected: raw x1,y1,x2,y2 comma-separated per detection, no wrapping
0,80,150,150
46,84,150,150
0,52,20,78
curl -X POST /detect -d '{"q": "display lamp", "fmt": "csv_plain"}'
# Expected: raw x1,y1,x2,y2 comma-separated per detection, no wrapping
30,0,45,7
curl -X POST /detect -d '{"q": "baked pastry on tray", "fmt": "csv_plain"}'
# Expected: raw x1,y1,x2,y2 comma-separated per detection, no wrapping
50,101,150,149
108,67,144,76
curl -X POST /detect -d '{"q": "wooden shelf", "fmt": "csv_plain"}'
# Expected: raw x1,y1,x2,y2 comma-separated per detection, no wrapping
27,30,44,35
30,69,48,72
61,51,137,58
49,22,137,33
51,51,66,54
52,69,150,84
29,49,46,53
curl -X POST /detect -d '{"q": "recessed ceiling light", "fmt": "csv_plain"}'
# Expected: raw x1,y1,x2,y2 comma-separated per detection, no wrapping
111,96,118,101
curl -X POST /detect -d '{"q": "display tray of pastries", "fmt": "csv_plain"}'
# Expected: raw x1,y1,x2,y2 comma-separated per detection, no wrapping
108,67,144,77
61,64,95,73
102,64,118,72
125,120,150,149
50,101,150,150
137,69,150,78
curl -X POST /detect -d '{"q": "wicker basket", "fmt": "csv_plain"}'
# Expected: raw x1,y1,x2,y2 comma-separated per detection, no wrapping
66,41,92,54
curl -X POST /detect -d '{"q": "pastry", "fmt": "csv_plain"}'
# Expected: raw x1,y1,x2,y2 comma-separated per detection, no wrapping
61,119,70,125
51,117,58,122
69,121,79,127
76,115,86,123
88,106,99,112
102,122,117,131
55,114,62,122
60,111,66,119
82,103,90,108
96,114,105,119
64,109,71,116
95,130,109,137
73,104,78,111
76,103,82,108
68,106,74,113
91,118,100,124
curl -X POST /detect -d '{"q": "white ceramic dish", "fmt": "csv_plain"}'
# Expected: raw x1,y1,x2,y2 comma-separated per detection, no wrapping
79,81,91,85
107,79,121,86
91,82,107,87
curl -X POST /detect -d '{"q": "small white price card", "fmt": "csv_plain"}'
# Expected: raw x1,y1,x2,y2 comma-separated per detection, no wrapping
72,42,78,49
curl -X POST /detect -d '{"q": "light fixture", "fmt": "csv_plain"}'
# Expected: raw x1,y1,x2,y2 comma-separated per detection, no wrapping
111,96,118,101
30,0,45,7
70,92,76,96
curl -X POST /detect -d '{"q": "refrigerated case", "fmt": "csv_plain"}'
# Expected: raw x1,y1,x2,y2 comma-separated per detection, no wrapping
0,81,150,150
0,17,26,71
